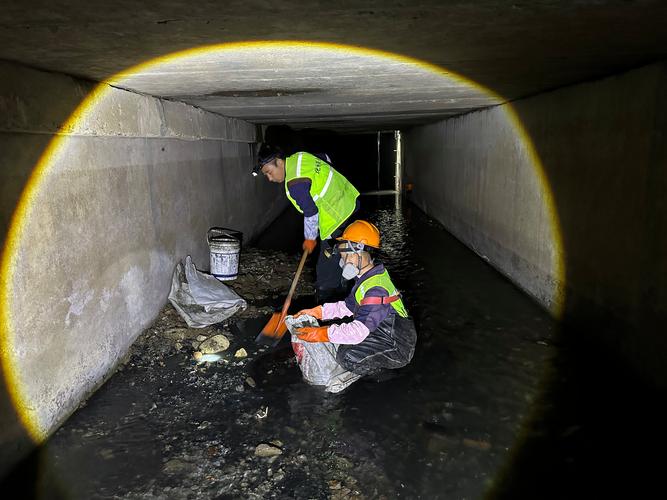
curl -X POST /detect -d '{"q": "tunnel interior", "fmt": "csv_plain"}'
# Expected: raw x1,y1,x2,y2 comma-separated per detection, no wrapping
2,1,667,498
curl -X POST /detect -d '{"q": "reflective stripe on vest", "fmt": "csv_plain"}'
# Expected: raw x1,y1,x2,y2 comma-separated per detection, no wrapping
296,153,303,176
313,168,334,202
354,269,408,318
285,152,360,239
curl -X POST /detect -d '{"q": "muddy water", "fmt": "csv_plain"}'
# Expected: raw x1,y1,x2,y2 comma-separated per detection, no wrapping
8,195,562,499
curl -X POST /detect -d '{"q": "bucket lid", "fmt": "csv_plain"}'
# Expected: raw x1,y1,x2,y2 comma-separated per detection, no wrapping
209,237,238,244
208,227,242,244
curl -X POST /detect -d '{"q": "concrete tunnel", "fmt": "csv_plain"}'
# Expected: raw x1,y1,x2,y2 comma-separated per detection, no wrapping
1,1,667,498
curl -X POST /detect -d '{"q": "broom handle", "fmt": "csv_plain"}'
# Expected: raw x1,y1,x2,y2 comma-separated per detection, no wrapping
278,248,309,320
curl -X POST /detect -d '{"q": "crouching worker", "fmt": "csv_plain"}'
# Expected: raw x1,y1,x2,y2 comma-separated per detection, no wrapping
293,220,417,377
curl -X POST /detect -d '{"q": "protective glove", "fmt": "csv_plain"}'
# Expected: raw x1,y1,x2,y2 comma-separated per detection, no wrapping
303,239,317,254
293,305,323,320
296,326,329,343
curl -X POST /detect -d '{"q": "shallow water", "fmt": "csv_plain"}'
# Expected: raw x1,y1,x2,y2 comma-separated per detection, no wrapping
5,195,567,499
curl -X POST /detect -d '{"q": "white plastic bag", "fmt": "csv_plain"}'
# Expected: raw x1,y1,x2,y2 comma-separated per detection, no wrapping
285,315,362,393
168,256,247,328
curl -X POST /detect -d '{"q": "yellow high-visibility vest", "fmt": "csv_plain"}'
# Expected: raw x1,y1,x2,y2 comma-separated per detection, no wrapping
355,269,408,318
284,152,360,239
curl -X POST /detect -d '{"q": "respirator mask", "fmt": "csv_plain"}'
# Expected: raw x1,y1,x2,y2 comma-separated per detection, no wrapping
338,241,366,280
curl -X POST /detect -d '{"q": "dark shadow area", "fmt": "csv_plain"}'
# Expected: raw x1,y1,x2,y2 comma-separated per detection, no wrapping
1,65,99,478
250,203,303,253
0,134,56,244
509,64,667,391
489,327,667,499
1,132,79,480
0,372,36,482
480,63,667,499
263,125,397,193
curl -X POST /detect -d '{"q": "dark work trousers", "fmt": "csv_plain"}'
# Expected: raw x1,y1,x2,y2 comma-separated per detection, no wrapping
316,203,360,303
316,227,347,303
336,313,417,376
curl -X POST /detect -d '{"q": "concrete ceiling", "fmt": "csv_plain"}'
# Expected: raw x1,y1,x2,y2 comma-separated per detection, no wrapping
107,46,503,131
1,0,666,131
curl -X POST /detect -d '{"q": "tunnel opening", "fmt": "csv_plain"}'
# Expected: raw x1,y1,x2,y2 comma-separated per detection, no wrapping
0,25,666,500
262,125,400,194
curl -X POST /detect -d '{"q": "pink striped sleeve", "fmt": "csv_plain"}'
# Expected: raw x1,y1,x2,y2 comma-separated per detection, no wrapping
322,301,354,320
327,320,370,345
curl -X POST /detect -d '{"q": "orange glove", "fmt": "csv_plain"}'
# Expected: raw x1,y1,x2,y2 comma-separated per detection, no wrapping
293,305,323,320
296,326,329,343
303,239,317,254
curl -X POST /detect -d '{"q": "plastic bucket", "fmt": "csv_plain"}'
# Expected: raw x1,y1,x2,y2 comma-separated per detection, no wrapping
207,227,242,281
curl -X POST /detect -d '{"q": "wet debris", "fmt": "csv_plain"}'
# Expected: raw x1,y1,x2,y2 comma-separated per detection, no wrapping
462,438,492,450
63,246,378,498
254,442,283,457
199,334,230,353
255,406,269,419
46,203,559,500
162,327,189,341
422,421,492,451
230,247,315,318
162,458,195,475
122,246,314,366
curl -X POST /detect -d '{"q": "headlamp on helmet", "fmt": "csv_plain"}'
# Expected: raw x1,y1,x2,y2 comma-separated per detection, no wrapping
253,143,283,177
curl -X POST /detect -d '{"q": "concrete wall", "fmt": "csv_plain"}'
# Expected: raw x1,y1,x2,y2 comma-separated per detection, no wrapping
403,101,563,313
404,62,667,388
0,61,286,475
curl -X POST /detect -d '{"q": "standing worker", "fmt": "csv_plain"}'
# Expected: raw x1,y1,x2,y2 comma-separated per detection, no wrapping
254,143,360,302
292,220,417,377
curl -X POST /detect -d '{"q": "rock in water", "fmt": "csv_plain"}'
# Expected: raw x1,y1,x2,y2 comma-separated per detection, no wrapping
234,348,248,358
199,334,230,354
162,459,194,474
254,443,282,457
162,328,188,341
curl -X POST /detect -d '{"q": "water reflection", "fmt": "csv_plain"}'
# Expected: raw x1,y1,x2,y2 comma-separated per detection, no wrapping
251,193,556,498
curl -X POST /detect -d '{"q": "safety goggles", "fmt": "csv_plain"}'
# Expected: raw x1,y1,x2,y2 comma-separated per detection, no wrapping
323,241,365,258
